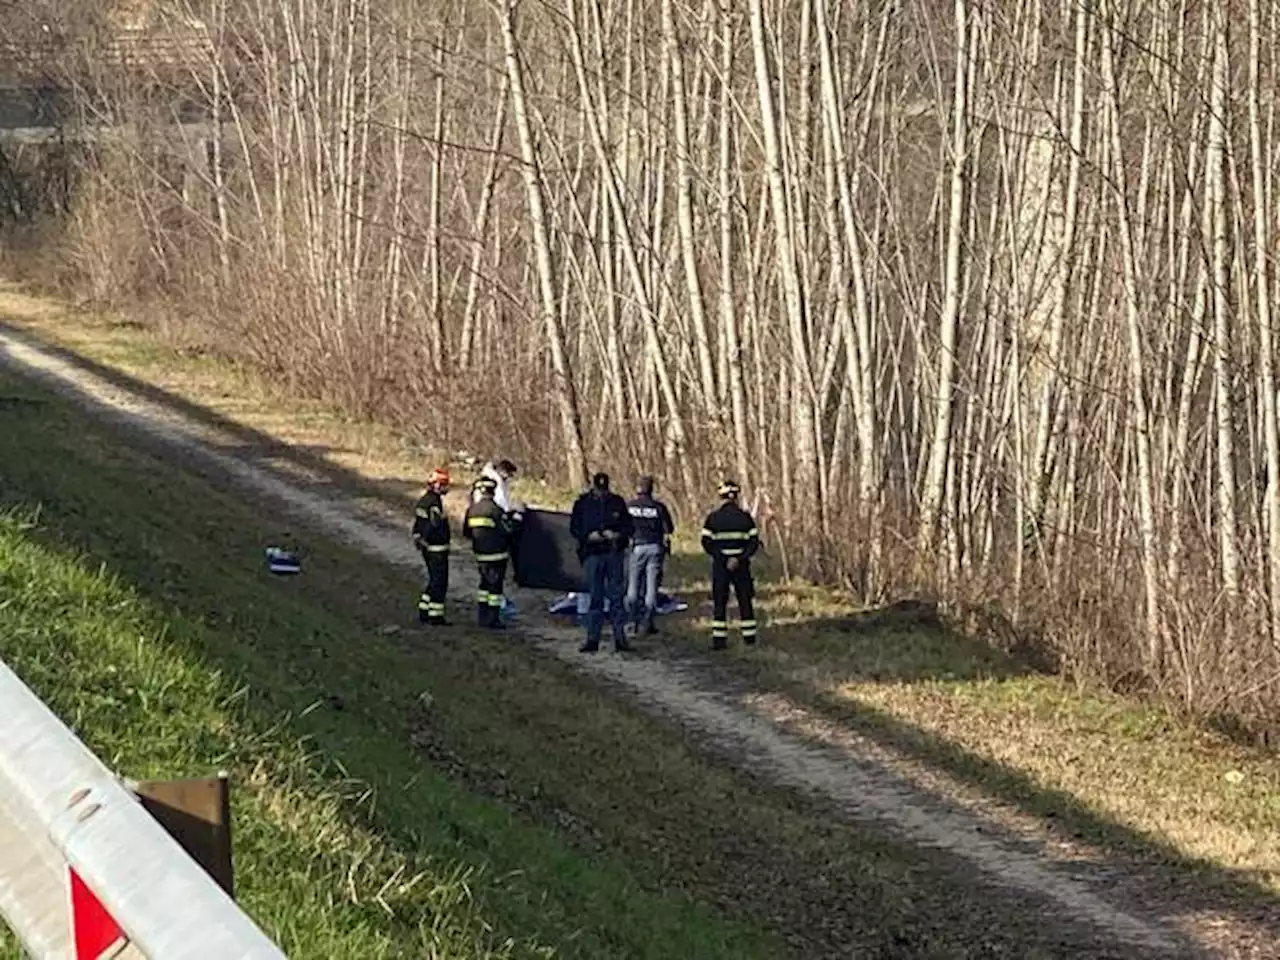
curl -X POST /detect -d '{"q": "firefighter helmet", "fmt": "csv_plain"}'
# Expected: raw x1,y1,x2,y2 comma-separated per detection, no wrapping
717,479,741,499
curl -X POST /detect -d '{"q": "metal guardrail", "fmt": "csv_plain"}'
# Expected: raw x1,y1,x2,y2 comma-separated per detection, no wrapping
0,658,287,959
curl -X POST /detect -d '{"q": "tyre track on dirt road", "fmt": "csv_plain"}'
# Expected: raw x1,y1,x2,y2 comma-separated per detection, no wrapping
0,326,1212,957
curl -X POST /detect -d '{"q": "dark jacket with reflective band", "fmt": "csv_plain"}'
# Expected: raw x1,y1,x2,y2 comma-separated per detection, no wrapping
412,490,451,550
701,502,759,561
463,497,514,560
626,495,674,547
570,490,634,557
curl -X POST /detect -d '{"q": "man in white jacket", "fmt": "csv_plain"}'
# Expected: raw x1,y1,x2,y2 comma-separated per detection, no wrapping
473,459,523,616
475,459,519,513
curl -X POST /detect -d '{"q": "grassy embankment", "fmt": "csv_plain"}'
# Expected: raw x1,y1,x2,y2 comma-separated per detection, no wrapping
0,282,1276,933
0,343,1119,957
0,374,780,958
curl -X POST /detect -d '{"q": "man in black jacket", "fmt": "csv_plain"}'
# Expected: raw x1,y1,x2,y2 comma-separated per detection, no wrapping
625,475,675,636
411,466,453,625
701,479,760,650
569,472,634,653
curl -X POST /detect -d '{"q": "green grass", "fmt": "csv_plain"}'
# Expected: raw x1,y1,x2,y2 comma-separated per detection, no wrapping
0,513,537,958
0,346,1161,957
0,378,777,959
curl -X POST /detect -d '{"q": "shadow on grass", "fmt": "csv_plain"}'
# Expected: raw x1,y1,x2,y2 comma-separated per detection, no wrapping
0,319,429,507
2,362,1181,958
479,584,1280,950
0,440,782,956
663,579,1280,934
644,605,1280,950
657,551,1046,684
13,497,1139,960
4,324,1275,956
813,676,1278,933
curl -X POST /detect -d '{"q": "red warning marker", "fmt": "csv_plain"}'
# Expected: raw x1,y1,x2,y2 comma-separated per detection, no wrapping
69,868,127,959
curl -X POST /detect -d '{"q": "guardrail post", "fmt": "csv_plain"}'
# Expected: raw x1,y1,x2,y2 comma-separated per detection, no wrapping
1,659,286,959
129,774,235,900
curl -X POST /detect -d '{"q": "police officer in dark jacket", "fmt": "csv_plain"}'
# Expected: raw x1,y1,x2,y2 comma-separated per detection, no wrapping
463,476,516,629
411,466,453,625
569,472,634,653
625,475,674,635
701,480,760,649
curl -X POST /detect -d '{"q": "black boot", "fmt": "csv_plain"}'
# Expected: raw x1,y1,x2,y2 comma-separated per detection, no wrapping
477,603,491,627
712,636,728,651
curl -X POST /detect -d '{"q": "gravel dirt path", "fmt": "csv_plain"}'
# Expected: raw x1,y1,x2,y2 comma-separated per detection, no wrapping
2,324,1259,958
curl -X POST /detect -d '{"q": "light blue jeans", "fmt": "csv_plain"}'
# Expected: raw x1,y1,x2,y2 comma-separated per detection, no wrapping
626,542,664,633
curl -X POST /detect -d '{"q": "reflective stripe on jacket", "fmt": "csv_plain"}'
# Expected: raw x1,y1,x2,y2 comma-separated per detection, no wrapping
701,502,759,561
464,497,513,561
412,489,451,549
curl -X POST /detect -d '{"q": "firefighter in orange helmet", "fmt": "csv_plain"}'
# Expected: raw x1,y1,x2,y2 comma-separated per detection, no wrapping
411,467,453,625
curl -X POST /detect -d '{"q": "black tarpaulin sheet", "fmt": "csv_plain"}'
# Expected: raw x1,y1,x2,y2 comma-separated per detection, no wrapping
513,508,587,592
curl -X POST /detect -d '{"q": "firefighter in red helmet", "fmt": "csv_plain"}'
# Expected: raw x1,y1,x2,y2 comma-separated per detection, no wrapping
412,467,453,625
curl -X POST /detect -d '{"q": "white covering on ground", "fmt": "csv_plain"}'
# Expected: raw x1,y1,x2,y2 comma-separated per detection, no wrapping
548,592,688,616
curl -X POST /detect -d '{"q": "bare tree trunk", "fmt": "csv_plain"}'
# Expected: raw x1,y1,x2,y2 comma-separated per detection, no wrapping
427,12,449,371
1248,0,1280,638
918,0,971,570
748,0,824,545
210,0,231,285
718,12,750,487
815,0,884,546
1029,0,1088,536
1209,9,1239,601
459,75,510,370
663,0,719,423
1101,0,1163,667
498,0,588,483
382,20,412,359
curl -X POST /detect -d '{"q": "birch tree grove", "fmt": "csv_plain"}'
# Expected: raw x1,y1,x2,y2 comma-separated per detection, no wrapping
14,0,1280,723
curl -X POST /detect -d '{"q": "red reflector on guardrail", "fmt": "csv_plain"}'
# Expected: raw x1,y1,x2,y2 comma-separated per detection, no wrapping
69,868,126,959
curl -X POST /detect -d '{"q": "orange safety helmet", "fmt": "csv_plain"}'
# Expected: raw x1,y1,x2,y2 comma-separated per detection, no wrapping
428,466,451,489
